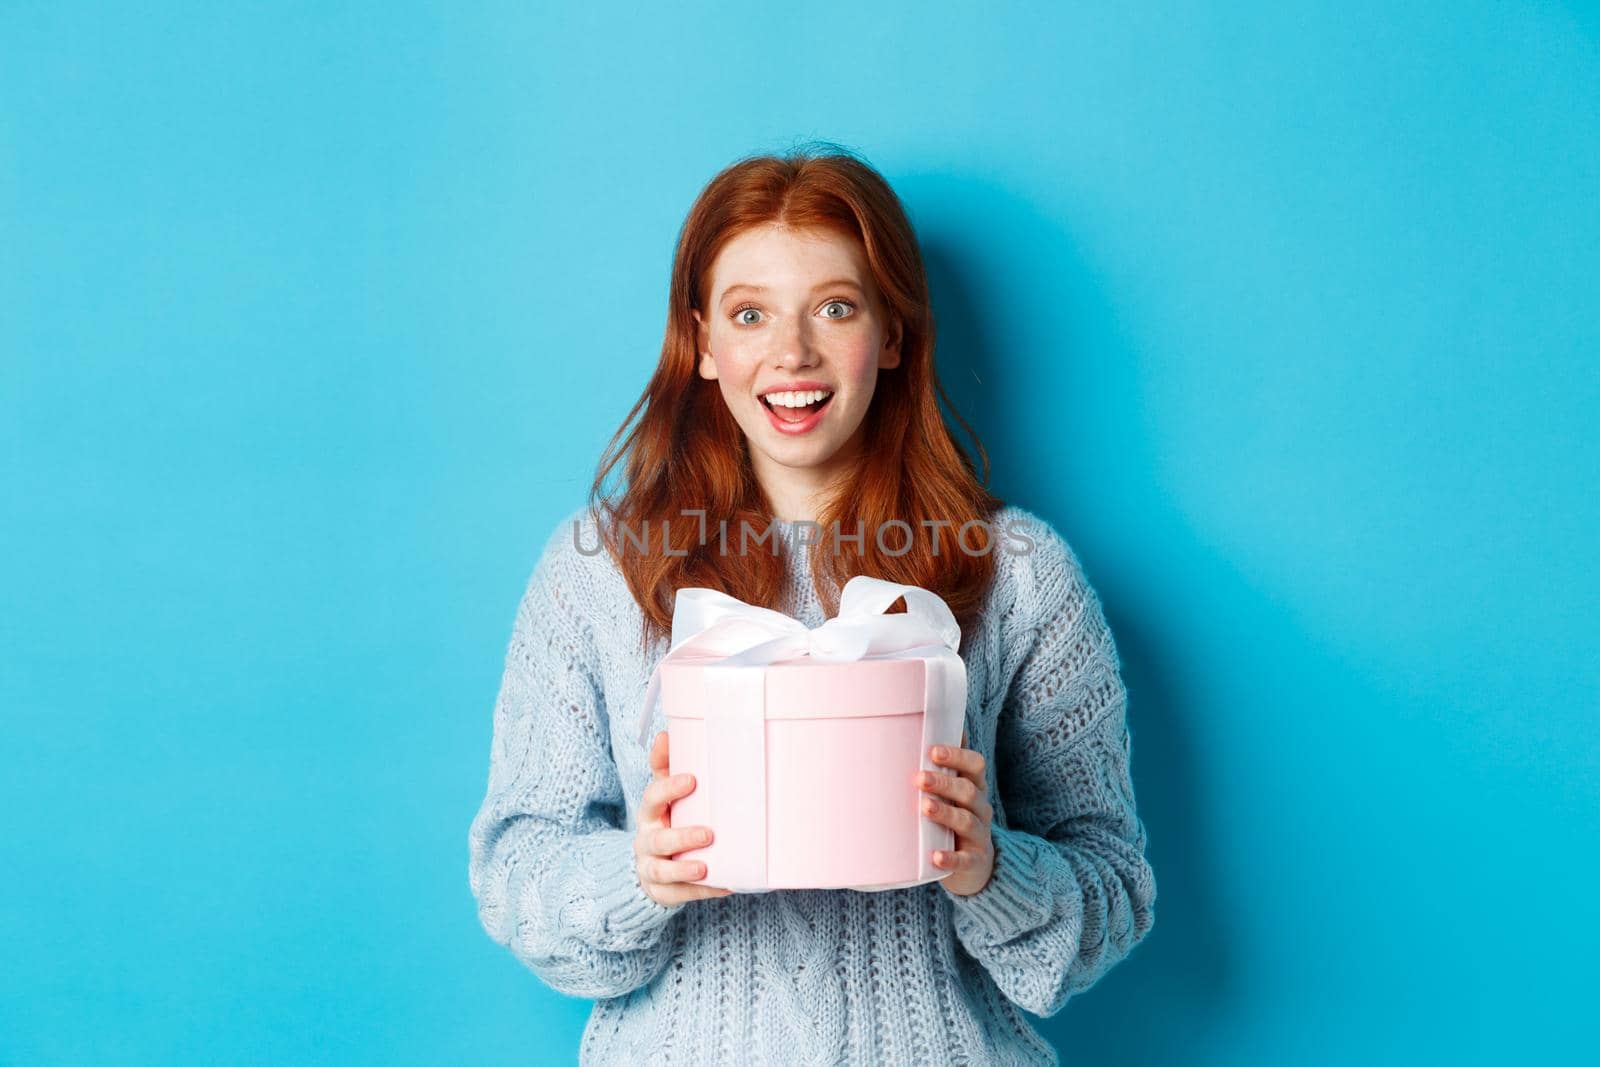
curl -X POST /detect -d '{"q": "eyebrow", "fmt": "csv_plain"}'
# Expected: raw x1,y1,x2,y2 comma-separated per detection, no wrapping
718,278,865,302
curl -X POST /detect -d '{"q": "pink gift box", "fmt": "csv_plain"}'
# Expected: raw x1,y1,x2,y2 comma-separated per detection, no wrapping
639,576,969,893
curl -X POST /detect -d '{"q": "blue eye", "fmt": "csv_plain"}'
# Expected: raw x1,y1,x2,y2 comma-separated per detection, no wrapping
730,299,855,325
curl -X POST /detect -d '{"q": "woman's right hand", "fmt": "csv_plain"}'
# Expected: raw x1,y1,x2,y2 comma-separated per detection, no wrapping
635,730,735,906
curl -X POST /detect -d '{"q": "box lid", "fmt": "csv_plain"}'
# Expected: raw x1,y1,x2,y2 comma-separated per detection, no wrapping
659,654,929,720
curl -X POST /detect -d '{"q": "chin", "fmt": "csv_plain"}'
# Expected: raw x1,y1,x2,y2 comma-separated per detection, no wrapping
763,441,834,465
767,430,842,457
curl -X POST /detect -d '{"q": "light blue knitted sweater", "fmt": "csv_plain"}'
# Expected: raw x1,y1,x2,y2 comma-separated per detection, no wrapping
466,505,1156,1065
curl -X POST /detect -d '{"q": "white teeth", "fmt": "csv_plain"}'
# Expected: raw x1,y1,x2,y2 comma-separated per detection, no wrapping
764,389,833,408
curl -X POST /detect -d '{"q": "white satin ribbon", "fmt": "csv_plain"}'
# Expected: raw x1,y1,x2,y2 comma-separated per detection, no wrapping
636,575,963,748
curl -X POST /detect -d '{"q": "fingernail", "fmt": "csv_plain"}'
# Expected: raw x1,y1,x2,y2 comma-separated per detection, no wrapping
694,829,710,845
923,798,936,814
918,771,932,786
933,746,948,759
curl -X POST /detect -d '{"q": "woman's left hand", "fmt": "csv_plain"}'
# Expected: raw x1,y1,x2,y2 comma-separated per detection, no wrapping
919,729,995,896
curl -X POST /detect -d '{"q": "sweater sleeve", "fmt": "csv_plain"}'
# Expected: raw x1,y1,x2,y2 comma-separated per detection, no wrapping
946,524,1157,1017
467,527,682,999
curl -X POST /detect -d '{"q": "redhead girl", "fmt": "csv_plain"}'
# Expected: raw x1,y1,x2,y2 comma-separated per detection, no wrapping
468,144,1156,1065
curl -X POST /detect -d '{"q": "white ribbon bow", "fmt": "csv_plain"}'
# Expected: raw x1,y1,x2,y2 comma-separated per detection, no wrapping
636,575,962,748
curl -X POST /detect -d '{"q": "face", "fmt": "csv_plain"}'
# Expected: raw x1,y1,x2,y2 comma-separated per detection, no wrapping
692,223,902,502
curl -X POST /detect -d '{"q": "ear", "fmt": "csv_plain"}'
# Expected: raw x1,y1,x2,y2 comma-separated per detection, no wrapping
692,309,718,380
880,316,903,370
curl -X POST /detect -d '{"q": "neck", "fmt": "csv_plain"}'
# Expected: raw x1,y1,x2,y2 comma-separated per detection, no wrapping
750,426,865,525
754,470,833,526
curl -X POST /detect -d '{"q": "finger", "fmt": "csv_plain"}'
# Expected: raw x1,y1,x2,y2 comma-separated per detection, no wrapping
919,794,986,838
918,769,981,809
931,744,987,788
649,731,668,778
933,847,983,870
639,772,696,825
649,882,736,905
642,855,711,886
649,824,714,857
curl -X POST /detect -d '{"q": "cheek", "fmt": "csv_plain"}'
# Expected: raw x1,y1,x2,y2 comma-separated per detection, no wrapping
708,340,762,388
832,338,884,392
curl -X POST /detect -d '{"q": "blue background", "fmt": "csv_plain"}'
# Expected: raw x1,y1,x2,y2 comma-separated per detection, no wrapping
3,2,1596,1064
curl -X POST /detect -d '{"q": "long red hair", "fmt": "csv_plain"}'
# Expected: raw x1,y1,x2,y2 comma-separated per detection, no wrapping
588,142,1004,650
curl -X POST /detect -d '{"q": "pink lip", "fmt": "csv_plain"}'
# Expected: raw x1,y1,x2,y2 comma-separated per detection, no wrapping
761,392,834,436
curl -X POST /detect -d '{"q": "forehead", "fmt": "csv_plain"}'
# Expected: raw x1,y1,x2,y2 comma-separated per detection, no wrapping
707,223,871,299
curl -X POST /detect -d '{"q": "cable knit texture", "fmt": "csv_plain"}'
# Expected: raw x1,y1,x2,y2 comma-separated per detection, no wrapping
467,504,1156,1065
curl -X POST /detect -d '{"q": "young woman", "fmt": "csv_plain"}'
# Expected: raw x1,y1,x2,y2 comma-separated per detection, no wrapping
467,144,1156,1065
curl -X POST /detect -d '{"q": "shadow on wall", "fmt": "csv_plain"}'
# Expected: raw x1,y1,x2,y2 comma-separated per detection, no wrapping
911,173,1236,1062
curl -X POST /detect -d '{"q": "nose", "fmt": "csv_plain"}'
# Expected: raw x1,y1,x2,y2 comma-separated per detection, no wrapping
773,315,820,371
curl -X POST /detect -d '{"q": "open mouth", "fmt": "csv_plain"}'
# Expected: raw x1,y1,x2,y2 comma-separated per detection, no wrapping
760,389,834,434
